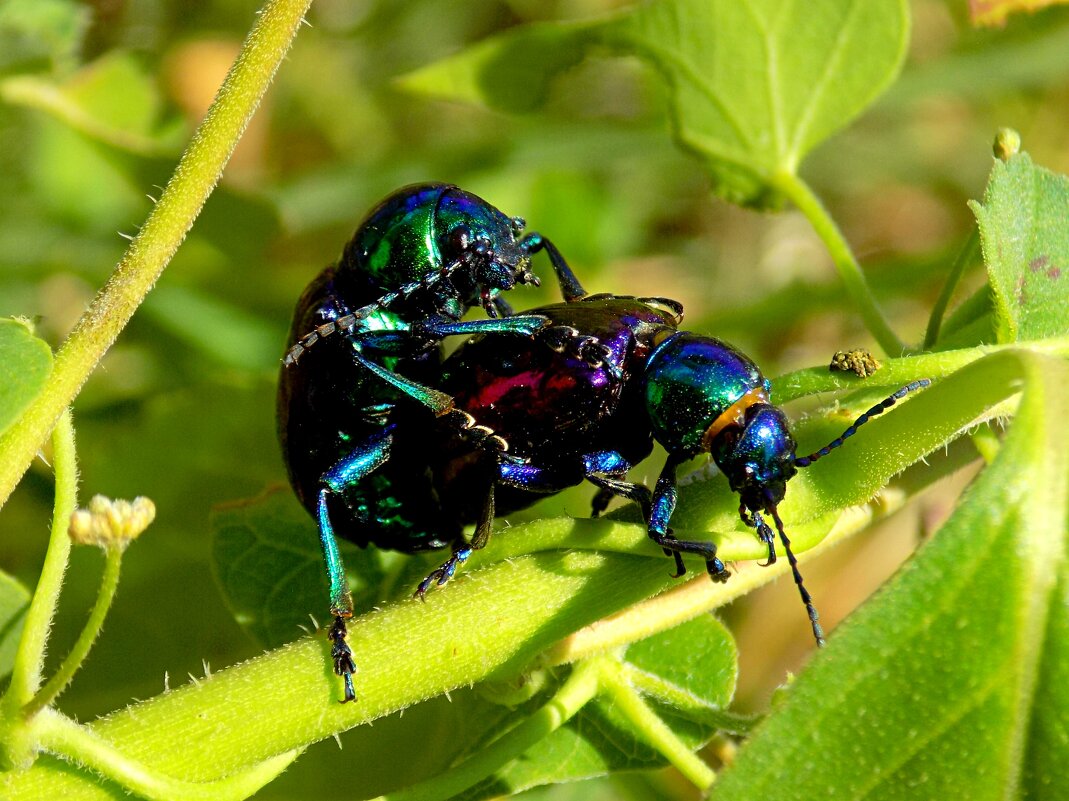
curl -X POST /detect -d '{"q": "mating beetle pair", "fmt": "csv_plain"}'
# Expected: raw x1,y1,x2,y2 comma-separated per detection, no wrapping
278,184,587,701
278,184,927,703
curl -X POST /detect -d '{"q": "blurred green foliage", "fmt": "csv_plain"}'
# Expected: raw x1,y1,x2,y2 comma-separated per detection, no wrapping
1,0,1069,798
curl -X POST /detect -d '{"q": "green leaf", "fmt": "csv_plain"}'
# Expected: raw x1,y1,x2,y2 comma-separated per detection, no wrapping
0,568,31,680
0,317,52,438
626,614,736,710
462,616,737,800
22,50,178,228
603,0,910,206
971,151,1069,343
400,0,910,207
210,487,386,649
708,352,1069,801
59,51,161,136
398,22,591,115
0,0,87,76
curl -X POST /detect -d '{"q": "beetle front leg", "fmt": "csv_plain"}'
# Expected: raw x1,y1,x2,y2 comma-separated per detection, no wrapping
586,473,686,577
519,232,586,302
646,456,730,583
538,327,621,380
740,502,776,566
316,425,395,703
408,314,551,344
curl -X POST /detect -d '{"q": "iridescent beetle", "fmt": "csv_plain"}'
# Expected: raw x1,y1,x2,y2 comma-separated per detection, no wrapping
278,183,590,702
429,295,928,647
285,287,928,702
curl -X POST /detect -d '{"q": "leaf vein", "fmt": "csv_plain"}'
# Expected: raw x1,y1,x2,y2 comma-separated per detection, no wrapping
785,0,866,167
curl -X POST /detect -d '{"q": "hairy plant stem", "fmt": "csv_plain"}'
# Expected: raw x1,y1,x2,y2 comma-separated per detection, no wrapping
923,229,980,349
24,546,123,717
32,708,299,801
0,0,314,512
374,658,604,801
3,410,77,714
770,171,905,357
773,335,1069,403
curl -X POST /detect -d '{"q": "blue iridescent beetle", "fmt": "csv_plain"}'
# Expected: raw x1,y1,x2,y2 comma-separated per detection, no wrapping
428,295,927,645
278,184,589,702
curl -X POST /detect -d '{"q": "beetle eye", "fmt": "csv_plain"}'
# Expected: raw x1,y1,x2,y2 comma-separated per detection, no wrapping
510,216,526,237
717,425,741,449
448,224,472,254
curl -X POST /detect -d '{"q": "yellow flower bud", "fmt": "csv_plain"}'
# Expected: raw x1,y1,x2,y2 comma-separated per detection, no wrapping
69,495,156,549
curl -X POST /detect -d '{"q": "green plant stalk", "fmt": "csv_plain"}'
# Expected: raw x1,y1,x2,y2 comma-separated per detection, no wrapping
923,229,980,349
24,546,124,717
1,348,1028,797
970,423,1002,464
770,171,905,356
623,664,754,735
773,336,1069,403
0,0,314,513
374,658,603,801
2,410,77,713
0,468,956,798
544,506,874,668
597,659,716,789
32,708,299,801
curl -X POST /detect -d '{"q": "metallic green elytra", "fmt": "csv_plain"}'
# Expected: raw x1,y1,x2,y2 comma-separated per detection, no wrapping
342,184,534,300
643,332,770,455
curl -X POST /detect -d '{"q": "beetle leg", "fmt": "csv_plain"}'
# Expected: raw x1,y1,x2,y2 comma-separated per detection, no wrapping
491,293,515,318
646,455,730,583
316,425,395,703
446,409,524,465
518,232,587,301
584,475,689,576
351,348,456,416
740,502,776,566
582,464,692,578
410,314,550,343
590,487,615,518
582,450,649,514
538,326,622,380
415,483,495,598
585,476,651,515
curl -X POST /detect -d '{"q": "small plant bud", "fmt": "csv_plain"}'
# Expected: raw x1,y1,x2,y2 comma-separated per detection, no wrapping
993,128,1021,161
69,495,156,549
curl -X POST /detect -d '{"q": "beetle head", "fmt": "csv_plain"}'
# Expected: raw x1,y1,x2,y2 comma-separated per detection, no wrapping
708,403,798,512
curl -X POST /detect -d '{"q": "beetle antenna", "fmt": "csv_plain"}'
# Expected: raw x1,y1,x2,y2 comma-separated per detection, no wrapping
794,379,931,467
284,258,471,366
764,499,825,648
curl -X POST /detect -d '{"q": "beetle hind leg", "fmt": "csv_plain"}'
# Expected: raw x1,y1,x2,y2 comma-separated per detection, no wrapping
416,483,495,599
327,616,356,703
315,425,395,702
